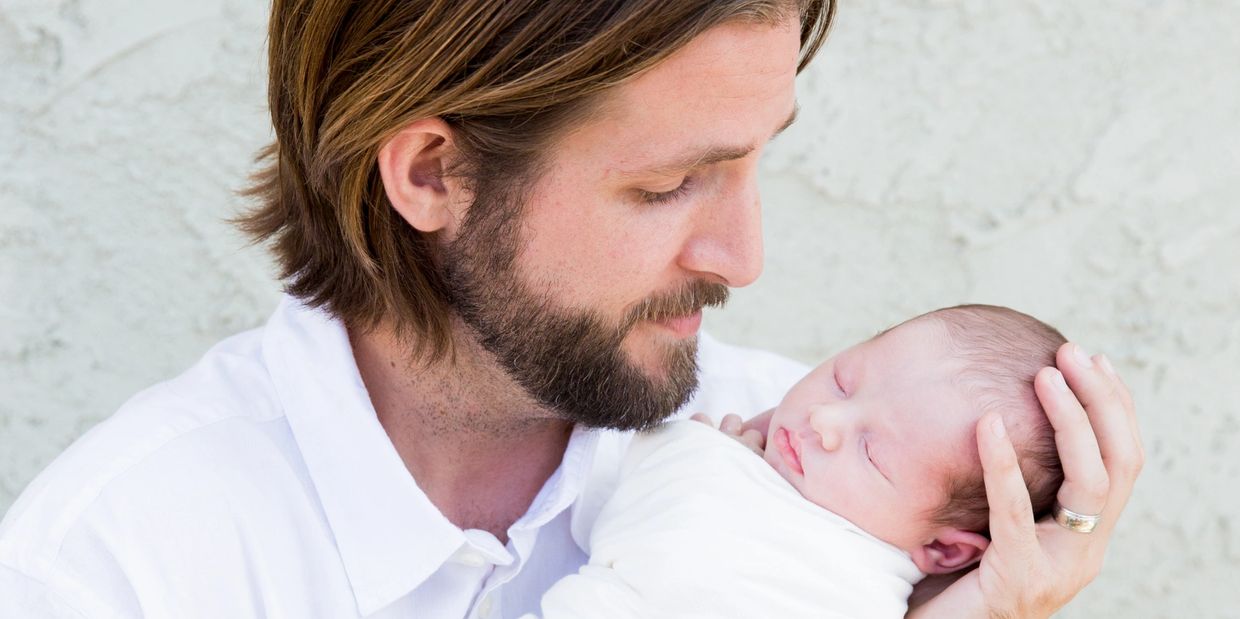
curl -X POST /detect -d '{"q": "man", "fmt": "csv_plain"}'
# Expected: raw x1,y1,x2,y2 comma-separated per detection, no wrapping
0,1,1142,617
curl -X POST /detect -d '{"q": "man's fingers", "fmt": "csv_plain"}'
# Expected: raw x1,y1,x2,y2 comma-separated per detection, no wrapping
977,413,1038,553
1057,344,1141,476
1056,344,1116,410
1035,366,1108,517
1094,354,1145,471
1055,344,1144,528
1095,354,1135,414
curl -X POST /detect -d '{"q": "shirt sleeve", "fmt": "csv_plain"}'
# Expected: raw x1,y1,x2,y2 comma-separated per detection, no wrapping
0,563,121,619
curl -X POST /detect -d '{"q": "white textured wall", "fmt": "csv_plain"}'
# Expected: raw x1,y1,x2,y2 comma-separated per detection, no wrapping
2,1,1238,616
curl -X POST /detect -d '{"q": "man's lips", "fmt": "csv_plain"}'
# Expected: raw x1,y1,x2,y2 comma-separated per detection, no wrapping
774,427,805,476
653,310,703,338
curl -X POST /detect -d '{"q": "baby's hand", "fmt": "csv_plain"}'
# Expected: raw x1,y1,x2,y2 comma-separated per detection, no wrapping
690,413,765,456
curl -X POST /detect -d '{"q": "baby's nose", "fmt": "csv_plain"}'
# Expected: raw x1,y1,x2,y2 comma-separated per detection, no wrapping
808,404,845,452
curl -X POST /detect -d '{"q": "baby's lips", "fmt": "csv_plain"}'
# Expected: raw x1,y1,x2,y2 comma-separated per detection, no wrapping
788,428,802,457
774,426,805,476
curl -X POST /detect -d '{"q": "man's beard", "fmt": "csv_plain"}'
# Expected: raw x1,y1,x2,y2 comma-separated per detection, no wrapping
439,182,729,431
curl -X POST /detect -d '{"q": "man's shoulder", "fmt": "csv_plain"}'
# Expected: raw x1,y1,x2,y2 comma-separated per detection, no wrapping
0,326,306,580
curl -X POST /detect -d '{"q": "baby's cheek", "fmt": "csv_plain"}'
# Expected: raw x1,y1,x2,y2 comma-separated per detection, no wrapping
810,475,901,542
800,471,847,513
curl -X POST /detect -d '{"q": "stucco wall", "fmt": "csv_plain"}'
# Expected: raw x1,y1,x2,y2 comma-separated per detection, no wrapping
2,1,1237,616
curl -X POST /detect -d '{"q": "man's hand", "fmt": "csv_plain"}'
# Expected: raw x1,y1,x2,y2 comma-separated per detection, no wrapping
908,343,1144,618
690,412,767,455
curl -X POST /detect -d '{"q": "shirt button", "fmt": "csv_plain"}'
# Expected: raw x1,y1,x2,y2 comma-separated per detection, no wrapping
477,594,494,617
450,548,487,568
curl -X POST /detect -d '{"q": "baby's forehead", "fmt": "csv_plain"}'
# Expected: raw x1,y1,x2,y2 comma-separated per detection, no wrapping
866,316,951,350
855,321,964,379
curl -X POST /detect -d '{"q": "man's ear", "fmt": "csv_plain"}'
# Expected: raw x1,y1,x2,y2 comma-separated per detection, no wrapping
376,118,463,235
910,528,990,575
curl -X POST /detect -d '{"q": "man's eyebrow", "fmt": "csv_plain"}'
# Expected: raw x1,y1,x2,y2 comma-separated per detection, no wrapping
619,104,799,178
618,145,754,179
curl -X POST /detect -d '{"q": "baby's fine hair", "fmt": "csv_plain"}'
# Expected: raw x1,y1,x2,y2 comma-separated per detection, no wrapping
911,304,1067,535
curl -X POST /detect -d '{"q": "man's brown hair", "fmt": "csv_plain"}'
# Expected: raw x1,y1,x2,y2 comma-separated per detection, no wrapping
237,0,835,359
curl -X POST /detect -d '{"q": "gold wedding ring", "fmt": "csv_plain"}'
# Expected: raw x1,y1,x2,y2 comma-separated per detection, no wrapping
1053,501,1102,534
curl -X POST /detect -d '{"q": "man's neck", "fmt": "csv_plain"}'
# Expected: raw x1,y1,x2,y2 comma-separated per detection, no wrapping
350,322,574,543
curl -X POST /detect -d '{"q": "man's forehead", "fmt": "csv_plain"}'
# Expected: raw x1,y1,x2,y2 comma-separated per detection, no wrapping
612,104,799,178
558,19,800,173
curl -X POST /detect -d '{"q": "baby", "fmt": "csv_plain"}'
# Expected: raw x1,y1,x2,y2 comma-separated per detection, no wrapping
759,303,1065,575
530,304,1066,619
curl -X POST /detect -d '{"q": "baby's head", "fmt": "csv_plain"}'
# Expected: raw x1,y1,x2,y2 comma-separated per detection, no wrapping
762,304,1065,575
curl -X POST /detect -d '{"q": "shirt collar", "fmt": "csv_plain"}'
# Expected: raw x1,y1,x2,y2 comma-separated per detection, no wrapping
263,296,465,615
513,424,600,534
261,296,600,615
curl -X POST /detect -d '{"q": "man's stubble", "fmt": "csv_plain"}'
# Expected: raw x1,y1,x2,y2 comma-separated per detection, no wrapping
439,177,728,431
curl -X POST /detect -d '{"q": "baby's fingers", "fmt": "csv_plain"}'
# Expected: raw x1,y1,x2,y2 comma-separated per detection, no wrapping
690,413,715,427
719,413,744,436
739,429,766,455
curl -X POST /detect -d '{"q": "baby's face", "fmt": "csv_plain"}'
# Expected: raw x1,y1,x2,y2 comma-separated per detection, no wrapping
763,319,981,553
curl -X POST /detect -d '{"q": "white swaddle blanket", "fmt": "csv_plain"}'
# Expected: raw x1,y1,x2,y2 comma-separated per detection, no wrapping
530,420,923,619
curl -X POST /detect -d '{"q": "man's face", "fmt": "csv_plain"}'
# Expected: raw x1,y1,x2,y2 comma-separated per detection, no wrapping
445,18,802,430
763,319,981,552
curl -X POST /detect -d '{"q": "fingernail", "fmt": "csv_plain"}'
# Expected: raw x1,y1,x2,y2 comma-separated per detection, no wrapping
1098,355,1116,377
1052,368,1069,391
990,416,1006,438
1073,344,1093,367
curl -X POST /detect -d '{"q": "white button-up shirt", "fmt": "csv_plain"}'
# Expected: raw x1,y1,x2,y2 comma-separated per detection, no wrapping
0,297,808,618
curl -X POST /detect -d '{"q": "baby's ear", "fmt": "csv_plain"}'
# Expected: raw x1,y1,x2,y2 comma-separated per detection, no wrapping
910,528,990,575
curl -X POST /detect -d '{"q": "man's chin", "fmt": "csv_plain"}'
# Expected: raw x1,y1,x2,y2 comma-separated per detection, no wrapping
621,324,700,378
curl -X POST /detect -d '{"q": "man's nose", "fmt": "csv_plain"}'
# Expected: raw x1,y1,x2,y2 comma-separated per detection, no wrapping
677,175,764,288
808,404,846,452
